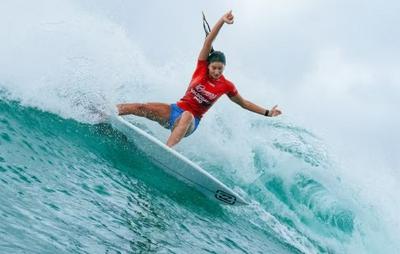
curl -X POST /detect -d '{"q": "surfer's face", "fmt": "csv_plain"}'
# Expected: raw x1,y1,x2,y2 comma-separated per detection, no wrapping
208,62,225,80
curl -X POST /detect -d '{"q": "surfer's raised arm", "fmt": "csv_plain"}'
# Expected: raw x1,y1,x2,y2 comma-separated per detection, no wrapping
198,11,234,61
117,10,282,148
229,93,282,117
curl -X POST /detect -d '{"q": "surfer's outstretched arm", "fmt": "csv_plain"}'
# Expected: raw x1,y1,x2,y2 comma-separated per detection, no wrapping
229,93,282,117
198,11,234,61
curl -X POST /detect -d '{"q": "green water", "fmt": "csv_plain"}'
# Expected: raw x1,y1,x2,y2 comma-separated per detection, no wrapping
5,95,396,253
0,99,305,253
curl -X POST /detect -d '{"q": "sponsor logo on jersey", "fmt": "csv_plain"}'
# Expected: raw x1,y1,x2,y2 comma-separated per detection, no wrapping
190,84,218,106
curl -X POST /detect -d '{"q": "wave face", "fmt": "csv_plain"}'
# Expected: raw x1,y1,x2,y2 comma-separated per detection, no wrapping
1,1,399,253
1,98,397,254
0,98,302,254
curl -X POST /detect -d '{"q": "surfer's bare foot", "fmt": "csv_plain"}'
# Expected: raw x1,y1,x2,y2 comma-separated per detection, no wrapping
116,104,124,115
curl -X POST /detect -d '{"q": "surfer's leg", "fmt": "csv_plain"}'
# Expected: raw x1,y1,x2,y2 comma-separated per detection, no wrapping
166,111,194,147
117,103,170,126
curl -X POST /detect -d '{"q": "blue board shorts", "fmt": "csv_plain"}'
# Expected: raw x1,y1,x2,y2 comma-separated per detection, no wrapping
168,104,200,136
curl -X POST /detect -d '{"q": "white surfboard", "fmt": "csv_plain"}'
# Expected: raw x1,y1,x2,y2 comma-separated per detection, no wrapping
109,115,248,206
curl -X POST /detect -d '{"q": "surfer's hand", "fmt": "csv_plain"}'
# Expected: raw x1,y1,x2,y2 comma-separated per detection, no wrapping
222,10,234,24
268,105,282,117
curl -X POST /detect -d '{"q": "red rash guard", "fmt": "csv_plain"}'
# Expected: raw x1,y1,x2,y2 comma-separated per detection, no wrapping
177,60,238,118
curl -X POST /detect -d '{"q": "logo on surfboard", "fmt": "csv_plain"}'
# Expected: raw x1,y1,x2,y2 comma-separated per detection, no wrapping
215,190,236,205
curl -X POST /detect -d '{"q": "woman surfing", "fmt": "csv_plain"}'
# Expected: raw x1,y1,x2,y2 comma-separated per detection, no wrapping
117,10,282,147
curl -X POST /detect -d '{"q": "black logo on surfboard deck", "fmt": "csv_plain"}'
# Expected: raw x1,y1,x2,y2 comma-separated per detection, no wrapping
215,190,236,205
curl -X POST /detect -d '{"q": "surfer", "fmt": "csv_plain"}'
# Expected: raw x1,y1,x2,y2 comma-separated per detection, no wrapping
117,10,282,147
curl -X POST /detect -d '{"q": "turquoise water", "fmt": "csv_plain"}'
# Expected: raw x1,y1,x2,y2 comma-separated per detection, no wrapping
2,97,391,254
0,99,303,253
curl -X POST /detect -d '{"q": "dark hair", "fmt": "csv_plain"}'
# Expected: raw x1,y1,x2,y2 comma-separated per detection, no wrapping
207,51,226,65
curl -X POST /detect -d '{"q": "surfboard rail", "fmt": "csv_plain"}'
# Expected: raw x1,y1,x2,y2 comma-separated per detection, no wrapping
110,115,248,206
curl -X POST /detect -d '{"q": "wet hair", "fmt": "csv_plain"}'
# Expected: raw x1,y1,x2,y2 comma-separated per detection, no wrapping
207,51,226,65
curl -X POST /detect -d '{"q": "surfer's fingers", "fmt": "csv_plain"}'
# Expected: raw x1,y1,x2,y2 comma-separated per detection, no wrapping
271,108,282,116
